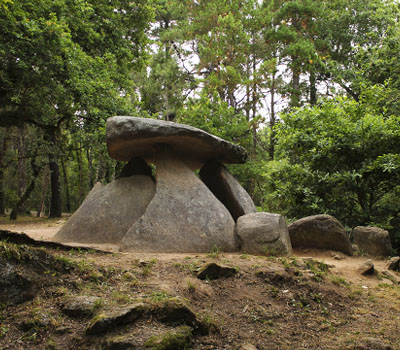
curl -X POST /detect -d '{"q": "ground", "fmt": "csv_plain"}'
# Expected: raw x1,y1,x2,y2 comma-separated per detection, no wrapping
0,216,399,350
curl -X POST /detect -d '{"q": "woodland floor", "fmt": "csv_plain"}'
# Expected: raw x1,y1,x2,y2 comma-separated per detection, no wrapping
0,216,399,350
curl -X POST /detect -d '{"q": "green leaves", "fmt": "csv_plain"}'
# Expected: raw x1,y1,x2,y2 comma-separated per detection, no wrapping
265,91,400,236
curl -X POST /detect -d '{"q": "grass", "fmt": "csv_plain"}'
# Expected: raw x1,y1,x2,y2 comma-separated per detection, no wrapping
207,245,220,258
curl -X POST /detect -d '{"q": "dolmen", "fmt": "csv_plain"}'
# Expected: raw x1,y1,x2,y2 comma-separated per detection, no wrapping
55,116,292,255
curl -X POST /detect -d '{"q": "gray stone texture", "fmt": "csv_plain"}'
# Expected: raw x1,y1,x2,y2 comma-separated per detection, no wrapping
387,257,400,272
61,295,100,318
196,263,237,280
288,214,353,255
353,226,392,257
236,212,292,256
106,116,247,167
199,161,256,221
54,176,156,244
120,148,237,252
357,259,375,276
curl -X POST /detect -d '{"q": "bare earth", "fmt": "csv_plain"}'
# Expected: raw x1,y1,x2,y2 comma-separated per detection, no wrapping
1,218,399,350
0,219,395,288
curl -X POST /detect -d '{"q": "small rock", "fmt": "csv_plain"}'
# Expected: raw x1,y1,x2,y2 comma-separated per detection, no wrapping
197,263,236,280
332,252,346,260
102,335,140,350
154,299,197,325
86,303,147,335
240,343,258,350
387,257,400,272
144,326,192,350
62,295,100,318
358,260,375,276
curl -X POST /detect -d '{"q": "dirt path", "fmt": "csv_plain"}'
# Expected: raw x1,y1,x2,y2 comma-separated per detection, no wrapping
1,219,398,288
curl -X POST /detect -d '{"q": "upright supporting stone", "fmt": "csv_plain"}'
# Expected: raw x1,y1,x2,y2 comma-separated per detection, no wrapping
54,175,156,243
120,147,237,252
200,161,256,221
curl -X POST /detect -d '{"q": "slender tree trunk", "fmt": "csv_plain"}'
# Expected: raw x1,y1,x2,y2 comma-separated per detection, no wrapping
0,168,5,216
251,52,257,156
269,69,276,160
10,156,41,220
48,153,62,218
61,157,71,213
291,63,300,108
44,128,62,218
0,132,10,215
36,166,49,217
76,144,84,205
310,68,317,105
17,127,27,212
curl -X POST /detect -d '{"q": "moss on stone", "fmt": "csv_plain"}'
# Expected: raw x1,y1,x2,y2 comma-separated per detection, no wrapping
144,326,192,350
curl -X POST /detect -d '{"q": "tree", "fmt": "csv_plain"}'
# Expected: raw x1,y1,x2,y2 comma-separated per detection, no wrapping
263,91,400,249
0,0,153,217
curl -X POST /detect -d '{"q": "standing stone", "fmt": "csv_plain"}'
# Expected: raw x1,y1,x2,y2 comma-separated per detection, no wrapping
199,161,256,221
120,148,237,252
353,226,392,257
288,214,353,255
236,212,292,256
54,176,156,243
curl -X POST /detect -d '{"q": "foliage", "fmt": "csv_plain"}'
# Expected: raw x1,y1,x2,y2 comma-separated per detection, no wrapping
262,91,400,248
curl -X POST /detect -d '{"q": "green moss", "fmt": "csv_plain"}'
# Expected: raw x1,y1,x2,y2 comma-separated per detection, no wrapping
145,326,192,350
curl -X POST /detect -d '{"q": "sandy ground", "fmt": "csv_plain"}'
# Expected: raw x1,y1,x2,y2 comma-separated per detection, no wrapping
1,218,398,288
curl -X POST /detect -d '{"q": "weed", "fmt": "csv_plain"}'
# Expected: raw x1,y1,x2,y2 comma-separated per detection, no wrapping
240,253,249,259
304,259,328,282
199,312,223,333
330,275,350,287
140,259,157,277
263,247,278,257
186,280,196,293
0,324,8,339
208,245,220,258
149,290,171,303
110,291,133,305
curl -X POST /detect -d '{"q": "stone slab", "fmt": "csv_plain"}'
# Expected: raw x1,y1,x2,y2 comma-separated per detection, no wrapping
106,116,247,167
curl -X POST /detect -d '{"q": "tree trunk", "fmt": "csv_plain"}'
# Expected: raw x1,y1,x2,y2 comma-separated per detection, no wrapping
0,132,10,215
291,63,301,108
0,168,5,216
76,145,84,205
48,153,62,218
310,68,317,105
16,127,27,213
61,157,71,213
269,68,277,160
10,156,41,220
36,166,49,217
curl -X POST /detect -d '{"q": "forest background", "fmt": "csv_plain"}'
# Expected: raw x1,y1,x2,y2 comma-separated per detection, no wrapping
1,0,399,252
